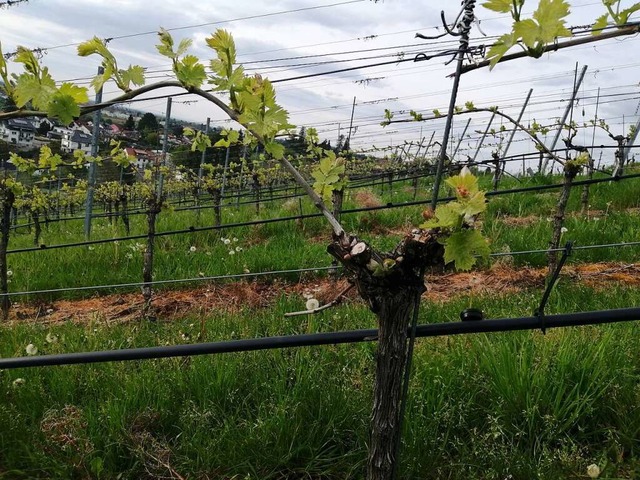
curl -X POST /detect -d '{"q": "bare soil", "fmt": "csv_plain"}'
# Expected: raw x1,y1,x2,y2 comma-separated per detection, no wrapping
6,262,640,326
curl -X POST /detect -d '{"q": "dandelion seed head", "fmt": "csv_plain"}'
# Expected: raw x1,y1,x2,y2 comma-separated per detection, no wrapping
306,298,320,310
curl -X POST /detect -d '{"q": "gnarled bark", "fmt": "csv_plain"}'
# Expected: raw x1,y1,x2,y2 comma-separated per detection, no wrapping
328,229,444,479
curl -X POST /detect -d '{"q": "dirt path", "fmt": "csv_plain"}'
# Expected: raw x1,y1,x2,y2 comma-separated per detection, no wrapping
6,262,640,327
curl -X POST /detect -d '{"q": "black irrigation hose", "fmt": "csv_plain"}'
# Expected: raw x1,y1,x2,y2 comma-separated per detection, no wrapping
1,306,639,370
6,172,640,255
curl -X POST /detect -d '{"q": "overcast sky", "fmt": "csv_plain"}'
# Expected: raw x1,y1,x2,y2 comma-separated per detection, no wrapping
1,0,639,169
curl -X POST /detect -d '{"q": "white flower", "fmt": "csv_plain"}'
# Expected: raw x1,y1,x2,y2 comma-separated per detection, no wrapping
561,227,568,234
243,267,250,274
587,464,601,478
229,250,235,255
232,237,238,243
6,270,12,278
222,238,231,245
125,253,133,260
189,246,197,253
306,298,320,310
593,217,600,221
12,378,25,387
88,246,95,251
198,272,205,277
235,246,243,252
45,333,58,344
25,343,38,355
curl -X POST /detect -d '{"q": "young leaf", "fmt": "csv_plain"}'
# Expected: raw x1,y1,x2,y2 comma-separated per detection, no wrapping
175,55,206,88
264,141,285,159
482,0,512,13
443,229,490,271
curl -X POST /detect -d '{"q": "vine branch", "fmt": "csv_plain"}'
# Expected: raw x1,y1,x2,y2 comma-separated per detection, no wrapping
458,23,640,76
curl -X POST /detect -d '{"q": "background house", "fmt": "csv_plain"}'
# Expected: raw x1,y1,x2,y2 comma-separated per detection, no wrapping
0,118,36,149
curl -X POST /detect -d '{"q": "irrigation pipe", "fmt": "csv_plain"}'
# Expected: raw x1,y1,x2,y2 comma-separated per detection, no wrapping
1,307,639,369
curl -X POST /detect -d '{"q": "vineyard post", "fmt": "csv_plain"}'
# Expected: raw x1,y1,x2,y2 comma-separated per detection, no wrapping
451,117,471,161
498,88,532,176
541,64,587,173
196,117,210,203
156,96,172,197
83,66,104,240
472,111,495,164
582,88,600,212
430,0,477,213
220,143,230,197
614,116,640,176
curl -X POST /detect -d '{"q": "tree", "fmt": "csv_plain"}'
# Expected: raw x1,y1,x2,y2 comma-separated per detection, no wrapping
137,112,158,133
123,114,135,130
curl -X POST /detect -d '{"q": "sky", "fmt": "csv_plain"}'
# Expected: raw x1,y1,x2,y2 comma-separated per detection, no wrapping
0,0,639,170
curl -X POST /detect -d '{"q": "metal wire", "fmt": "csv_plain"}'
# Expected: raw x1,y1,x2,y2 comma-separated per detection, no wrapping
0,266,340,297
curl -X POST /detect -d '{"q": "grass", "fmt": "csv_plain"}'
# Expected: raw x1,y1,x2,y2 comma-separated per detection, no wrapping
0,168,639,477
3,169,639,300
2,283,640,478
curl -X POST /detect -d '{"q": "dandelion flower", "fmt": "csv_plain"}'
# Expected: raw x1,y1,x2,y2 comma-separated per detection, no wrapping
306,298,320,310
125,253,133,260
25,344,38,356
229,250,235,256
45,333,58,344
223,238,231,245
593,217,600,221
88,246,95,251
12,378,25,387
6,270,12,277
561,227,568,234
232,237,238,243
189,246,197,253
235,246,243,252
587,464,601,478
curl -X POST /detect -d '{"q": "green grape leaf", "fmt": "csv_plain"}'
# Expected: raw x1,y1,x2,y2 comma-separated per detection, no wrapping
176,38,193,57
13,46,41,75
120,65,146,89
58,82,89,104
443,229,490,271
619,3,640,24
9,152,36,173
421,202,463,229
482,0,512,13
486,32,519,69
176,55,206,88
532,0,571,44
513,19,540,48
205,29,237,64
156,28,176,58
264,141,285,159
445,169,480,199
460,191,487,216
312,154,346,201
13,68,57,110
47,90,81,124
77,37,116,63
592,13,609,34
